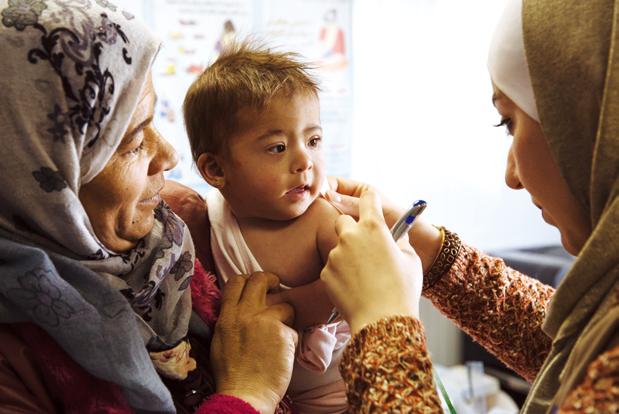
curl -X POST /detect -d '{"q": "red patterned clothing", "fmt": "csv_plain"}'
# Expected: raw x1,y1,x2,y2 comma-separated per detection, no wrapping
197,394,259,414
0,260,288,414
424,244,554,382
559,345,619,413
340,316,442,412
337,243,618,413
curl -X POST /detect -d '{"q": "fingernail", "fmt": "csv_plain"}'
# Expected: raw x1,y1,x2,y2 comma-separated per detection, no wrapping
326,190,342,203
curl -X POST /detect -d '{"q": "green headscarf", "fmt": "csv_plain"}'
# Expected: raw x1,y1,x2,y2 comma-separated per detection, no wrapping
522,0,619,411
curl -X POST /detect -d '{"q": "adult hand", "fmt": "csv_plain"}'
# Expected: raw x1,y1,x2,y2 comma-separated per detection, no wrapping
210,272,298,414
325,176,402,225
320,190,423,333
325,177,442,273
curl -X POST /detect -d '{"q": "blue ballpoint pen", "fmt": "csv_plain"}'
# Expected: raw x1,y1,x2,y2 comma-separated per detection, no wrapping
325,199,428,324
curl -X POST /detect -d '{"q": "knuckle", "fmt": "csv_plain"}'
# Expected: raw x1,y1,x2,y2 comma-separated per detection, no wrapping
338,231,353,245
251,271,275,286
228,274,246,285
249,272,266,283
365,218,382,230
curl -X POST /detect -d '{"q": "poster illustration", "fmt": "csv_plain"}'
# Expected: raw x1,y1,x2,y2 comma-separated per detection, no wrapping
116,0,353,193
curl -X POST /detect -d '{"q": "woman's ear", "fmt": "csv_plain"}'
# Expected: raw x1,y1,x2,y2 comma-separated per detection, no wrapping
197,153,226,189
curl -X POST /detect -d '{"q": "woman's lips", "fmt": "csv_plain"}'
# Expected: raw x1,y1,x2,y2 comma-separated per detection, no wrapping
532,200,554,224
140,187,163,204
140,193,161,204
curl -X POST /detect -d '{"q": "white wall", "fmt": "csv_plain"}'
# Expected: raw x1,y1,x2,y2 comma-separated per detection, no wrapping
352,0,561,365
352,0,560,253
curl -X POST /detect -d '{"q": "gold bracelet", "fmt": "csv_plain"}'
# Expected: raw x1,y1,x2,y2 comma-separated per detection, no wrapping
423,226,462,291
427,226,446,270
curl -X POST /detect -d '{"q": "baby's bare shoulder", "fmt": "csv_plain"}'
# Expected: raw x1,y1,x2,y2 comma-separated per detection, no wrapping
305,197,341,225
306,197,341,262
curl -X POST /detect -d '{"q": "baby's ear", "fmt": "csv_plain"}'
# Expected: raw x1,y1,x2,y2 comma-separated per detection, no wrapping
197,153,226,189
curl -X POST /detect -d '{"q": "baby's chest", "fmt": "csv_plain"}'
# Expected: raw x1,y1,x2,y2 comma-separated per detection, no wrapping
244,228,323,287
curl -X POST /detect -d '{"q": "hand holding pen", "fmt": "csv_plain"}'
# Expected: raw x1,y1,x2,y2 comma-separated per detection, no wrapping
324,198,427,324
319,192,453,406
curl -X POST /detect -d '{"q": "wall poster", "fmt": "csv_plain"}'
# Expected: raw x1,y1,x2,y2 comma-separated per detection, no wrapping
117,0,353,194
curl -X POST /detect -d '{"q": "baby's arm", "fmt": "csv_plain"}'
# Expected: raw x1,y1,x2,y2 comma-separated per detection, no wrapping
267,198,341,329
268,280,332,330
315,198,341,264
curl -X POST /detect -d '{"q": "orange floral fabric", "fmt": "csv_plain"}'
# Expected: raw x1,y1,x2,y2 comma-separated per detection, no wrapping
424,244,554,382
340,316,441,413
339,243,618,412
559,344,619,413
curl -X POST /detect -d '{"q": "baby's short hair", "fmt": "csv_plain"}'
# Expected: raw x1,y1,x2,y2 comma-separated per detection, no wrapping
184,42,320,160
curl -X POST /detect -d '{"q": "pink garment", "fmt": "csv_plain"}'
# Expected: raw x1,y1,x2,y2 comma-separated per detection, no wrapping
207,190,349,413
297,321,350,373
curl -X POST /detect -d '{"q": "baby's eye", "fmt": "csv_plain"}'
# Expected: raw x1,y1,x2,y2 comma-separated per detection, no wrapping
308,136,322,148
267,143,286,154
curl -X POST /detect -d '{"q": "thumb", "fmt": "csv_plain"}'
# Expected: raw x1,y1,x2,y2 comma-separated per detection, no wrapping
325,190,360,218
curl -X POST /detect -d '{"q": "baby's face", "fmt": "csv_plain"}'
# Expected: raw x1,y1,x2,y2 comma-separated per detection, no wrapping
219,92,325,221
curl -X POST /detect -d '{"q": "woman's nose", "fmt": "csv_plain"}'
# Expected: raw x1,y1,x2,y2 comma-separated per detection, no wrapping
505,147,524,190
149,129,179,175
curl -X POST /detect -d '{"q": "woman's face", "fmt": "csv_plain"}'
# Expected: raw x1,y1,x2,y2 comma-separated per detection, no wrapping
492,85,591,255
80,74,178,252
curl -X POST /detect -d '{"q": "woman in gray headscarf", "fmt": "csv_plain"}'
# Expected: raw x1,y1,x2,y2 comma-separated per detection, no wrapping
0,1,296,413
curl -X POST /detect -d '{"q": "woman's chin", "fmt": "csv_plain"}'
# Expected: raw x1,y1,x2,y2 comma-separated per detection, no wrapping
560,232,582,256
98,233,138,253
105,216,155,253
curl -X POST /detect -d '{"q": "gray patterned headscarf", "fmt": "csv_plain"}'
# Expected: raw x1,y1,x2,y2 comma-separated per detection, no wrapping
0,1,195,412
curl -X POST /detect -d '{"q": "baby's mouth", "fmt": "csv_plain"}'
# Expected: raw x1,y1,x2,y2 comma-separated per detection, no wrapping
287,184,310,194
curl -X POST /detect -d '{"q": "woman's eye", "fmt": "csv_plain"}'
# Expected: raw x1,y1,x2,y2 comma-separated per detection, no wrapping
267,144,286,154
494,118,513,135
126,140,145,156
308,136,322,147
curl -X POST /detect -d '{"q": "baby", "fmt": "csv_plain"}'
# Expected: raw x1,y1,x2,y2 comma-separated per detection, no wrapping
184,43,349,413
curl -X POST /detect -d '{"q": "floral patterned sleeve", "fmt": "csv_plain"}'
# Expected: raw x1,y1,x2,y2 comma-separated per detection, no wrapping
424,243,555,382
339,316,442,412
